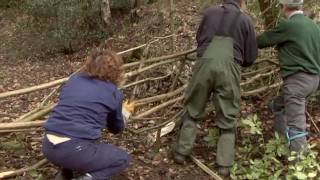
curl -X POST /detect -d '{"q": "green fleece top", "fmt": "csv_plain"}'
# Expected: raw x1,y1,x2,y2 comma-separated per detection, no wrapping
257,14,320,77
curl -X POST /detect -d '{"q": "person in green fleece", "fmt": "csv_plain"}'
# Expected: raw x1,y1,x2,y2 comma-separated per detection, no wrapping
257,0,320,158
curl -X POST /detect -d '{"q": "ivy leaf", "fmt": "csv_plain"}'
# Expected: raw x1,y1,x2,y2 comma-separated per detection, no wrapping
307,171,317,178
27,169,39,178
288,156,296,162
293,172,307,180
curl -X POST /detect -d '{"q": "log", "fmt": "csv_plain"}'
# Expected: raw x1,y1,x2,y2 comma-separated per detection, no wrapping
0,159,48,179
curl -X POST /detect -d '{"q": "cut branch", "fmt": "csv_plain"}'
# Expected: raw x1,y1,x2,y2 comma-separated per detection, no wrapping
0,49,196,100
123,48,196,68
190,155,223,180
125,58,178,78
306,111,320,134
0,120,45,130
135,96,184,118
15,104,56,122
0,128,43,133
135,85,187,106
0,159,48,179
0,78,68,100
242,66,274,77
242,82,282,97
241,69,279,86
121,74,171,89
135,110,184,133
170,58,186,91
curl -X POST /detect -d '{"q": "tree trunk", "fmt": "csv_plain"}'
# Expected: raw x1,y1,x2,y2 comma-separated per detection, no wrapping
102,0,111,25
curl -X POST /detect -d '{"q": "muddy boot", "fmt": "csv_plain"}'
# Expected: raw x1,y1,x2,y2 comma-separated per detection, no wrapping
173,114,198,164
273,112,287,136
217,166,231,177
216,129,235,177
173,152,188,165
287,128,309,163
54,168,73,180
269,100,287,136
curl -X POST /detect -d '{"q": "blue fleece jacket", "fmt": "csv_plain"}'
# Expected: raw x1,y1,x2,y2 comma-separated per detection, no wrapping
44,72,124,140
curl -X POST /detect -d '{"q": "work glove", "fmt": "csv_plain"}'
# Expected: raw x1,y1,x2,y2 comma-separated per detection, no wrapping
122,100,135,123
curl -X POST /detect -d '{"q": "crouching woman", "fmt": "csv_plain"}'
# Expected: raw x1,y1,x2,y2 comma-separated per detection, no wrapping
42,49,131,180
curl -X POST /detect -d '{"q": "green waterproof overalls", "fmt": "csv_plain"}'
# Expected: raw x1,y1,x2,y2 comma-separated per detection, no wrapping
174,8,241,167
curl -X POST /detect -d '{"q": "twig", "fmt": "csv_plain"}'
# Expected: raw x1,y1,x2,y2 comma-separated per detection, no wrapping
306,111,320,134
0,159,48,179
190,155,223,180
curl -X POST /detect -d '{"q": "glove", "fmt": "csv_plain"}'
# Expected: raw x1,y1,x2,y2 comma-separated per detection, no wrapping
122,100,135,123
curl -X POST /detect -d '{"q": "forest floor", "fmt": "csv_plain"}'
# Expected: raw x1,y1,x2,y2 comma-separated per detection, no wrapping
0,1,320,180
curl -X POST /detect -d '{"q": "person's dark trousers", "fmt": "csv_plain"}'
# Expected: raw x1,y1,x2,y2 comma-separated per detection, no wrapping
42,135,131,180
271,72,320,155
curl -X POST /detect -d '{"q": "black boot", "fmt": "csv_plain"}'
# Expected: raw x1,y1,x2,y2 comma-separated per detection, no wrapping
54,168,73,180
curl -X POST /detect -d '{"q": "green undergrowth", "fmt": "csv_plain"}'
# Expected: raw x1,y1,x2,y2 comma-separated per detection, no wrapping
205,114,320,180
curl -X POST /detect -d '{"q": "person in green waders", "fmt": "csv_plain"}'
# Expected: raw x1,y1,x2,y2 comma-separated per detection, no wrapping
257,0,320,159
173,0,258,177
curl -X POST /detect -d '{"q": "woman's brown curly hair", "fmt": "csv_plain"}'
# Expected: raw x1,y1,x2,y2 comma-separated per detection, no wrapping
84,49,124,85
